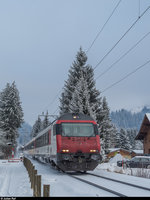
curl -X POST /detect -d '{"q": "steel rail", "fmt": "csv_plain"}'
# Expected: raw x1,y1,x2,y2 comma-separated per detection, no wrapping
85,172,150,192
66,173,127,197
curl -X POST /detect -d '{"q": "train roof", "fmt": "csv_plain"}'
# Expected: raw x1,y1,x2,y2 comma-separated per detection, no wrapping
57,113,95,121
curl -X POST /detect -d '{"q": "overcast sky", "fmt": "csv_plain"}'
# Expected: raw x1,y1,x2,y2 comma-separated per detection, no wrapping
0,0,150,125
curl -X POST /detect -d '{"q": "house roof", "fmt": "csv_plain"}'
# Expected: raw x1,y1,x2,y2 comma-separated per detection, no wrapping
146,113,150,122
132,150,143,154
136,113,150,140
108,148,131,153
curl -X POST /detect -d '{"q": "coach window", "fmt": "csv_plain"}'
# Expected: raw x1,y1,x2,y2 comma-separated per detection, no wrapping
44,133,46,146
40,136,43,147
44,133,45,145
46,132,48,145
46,132,49,145
53,124,56,135
44,133,46,145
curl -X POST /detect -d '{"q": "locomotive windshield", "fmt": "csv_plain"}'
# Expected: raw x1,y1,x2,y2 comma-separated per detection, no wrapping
61,123,95,137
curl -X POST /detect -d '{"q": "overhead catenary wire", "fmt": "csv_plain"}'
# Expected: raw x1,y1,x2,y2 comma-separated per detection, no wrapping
101,59,150,93
95,31,150,80
42,87,64,114
51,59,150,114
93,5,150,70
86,0,122,54
38,4,150,118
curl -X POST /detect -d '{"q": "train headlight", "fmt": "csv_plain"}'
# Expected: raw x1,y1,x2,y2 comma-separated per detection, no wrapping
62,149,69,153
90,150,97,152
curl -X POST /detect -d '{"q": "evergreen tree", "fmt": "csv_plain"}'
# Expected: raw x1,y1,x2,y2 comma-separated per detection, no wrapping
0,82,24,148
127,129,136,149
31,116,42,137
42,111,50,129
115,130,121,148
59,47,102,119
69,70,98,119
119,128,127,149
127,128,143,150
100,97,117,154
110,124,118,148
0,129,7,158
124,132,131,150
119,128,131,150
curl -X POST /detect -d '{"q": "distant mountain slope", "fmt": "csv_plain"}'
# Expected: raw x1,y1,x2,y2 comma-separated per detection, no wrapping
18,122,32,145
110,106,150,130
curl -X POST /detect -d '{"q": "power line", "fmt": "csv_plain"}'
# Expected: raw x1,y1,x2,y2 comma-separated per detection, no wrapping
42,87,63,113
42,30,150,116
101,59,150,93
53,107,59,115
86,0,122,54
38,4,150,117
95,31,150,80
94,5,150,70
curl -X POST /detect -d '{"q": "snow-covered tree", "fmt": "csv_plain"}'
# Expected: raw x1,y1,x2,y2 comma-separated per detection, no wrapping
0,82,24,148
110,124,118,148
127,129,136,149
0,129,7,158
42,111,50,129
119,128,131,150
31,116,42,138
127,128,143,150
59,46,102,119
115,129,121,148
99,97,117,154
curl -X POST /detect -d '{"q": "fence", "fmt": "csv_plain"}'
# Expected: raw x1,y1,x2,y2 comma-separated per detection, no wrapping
23,157,50,197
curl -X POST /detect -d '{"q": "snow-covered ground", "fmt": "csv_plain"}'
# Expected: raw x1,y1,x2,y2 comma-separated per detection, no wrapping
0,156,150,197
0,159,32,197
103,154,150,179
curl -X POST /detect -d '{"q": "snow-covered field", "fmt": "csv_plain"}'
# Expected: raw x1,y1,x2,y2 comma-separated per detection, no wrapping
0,157,150,197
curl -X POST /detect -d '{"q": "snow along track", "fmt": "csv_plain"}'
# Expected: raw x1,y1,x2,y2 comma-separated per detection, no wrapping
30,158,126,196
66,173,127,197
26,157,150,196
65,171,150,197
86,172,150,191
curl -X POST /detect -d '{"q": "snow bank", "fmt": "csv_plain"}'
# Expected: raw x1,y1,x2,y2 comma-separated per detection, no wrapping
109,153,123,163
97,157,150,179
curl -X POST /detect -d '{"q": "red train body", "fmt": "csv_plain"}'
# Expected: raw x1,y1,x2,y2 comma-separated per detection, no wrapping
24,113,101,171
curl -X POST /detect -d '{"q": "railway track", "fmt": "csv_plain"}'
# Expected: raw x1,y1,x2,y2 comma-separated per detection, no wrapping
67,173,127,197
85,172,150,192
29,157,150,196
65,171,150,197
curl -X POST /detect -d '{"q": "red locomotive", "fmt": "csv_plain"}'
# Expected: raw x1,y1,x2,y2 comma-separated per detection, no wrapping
24,113,101,172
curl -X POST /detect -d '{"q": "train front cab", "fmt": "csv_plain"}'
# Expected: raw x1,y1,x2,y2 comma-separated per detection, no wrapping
54,115,101,171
